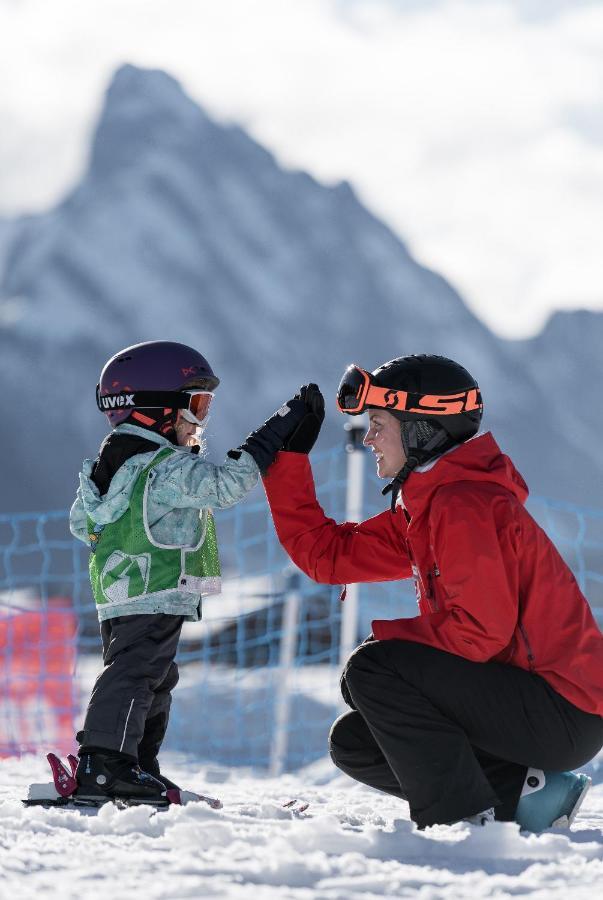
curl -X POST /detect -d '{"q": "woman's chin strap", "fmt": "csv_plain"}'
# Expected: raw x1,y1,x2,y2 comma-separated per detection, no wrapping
382,456,421,512
382,425,454,512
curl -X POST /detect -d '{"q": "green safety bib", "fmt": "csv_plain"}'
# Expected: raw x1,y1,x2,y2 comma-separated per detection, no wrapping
87,447,221,609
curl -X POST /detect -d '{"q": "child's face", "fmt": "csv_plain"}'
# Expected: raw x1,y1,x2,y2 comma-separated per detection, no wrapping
175,412,200,447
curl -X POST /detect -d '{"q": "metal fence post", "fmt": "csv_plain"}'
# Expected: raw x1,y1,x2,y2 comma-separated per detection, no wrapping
269,570,301,776
339,416,368,667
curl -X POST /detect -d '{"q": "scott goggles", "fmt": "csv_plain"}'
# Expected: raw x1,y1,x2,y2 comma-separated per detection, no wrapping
96,386,214,425
337,365,482,417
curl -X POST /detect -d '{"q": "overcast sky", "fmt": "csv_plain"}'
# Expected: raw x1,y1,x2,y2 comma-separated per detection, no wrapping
1,0,602,337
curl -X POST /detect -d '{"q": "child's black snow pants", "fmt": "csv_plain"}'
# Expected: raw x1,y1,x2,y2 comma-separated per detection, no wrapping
77,613,184,760
331,640,603,829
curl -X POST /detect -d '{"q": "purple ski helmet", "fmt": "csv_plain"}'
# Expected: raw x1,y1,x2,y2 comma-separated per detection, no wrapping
97,341,219,428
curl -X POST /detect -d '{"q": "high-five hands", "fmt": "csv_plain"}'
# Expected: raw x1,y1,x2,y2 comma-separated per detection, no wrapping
283,384,325,454
234,383,325,474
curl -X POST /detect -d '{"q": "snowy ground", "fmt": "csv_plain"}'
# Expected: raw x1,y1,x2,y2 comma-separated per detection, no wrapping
1,754,602,900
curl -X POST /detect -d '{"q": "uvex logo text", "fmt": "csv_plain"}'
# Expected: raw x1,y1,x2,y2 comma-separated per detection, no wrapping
100,394,135,409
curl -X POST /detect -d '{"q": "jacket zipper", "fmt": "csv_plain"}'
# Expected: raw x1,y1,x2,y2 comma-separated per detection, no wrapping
426,564,440,612
518,623,535,671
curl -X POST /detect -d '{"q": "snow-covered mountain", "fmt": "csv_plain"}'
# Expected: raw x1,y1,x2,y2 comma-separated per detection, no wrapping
0,64,600,513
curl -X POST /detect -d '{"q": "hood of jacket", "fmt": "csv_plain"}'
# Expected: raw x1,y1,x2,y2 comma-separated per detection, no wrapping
78,423,182,526
401,431,529,519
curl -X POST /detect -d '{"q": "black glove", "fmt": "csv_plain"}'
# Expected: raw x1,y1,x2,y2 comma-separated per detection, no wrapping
237,398,308,474
283,384,325,454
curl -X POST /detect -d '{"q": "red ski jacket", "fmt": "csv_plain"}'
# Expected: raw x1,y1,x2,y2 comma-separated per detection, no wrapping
263,433,603,716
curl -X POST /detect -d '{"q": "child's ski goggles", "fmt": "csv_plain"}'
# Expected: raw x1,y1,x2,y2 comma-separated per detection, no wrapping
96,387,214,425
336,365,481,416
181,390,214,426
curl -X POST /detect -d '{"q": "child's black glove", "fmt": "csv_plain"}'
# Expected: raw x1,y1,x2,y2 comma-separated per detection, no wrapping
235,398,308,474
283,384,325,454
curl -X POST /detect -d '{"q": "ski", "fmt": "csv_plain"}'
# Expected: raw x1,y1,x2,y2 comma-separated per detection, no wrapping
23,795,170,810
24,752,222,811
165,788,222,809
23,788,221,811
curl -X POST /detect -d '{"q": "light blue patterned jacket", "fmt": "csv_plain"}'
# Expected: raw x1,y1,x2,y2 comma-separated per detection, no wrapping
69,423,259,621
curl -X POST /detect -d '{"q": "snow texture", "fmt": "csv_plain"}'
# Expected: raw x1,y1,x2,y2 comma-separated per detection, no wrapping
1,752,602,899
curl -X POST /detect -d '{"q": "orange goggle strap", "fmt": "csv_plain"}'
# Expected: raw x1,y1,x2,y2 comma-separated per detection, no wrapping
337,366,482,417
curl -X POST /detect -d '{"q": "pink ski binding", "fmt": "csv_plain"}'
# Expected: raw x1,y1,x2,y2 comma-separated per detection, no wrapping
47,752,78,797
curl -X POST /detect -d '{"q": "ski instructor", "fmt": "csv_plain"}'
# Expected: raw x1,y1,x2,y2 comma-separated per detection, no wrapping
261,355,603,832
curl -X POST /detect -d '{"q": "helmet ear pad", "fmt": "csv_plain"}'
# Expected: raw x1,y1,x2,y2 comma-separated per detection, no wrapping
398,418,454,468
126,408,180,442
399,419,442,456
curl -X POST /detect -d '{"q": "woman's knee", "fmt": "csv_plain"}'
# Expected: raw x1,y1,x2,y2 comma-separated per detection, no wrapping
328,710,374,759
344,639,390,684
346,639,447,689
343,639,411,704
328,712,354,756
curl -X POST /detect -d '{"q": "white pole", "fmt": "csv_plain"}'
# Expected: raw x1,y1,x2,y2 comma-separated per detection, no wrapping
339,416,368,668
270,571,301,777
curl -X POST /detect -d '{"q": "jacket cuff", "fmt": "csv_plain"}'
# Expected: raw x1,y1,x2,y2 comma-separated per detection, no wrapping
262,449,311,481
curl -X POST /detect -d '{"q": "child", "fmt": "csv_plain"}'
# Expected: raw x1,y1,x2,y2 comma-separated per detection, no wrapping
70,340,307,803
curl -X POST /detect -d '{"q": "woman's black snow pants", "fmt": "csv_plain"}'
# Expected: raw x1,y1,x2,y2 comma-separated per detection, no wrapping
331,640,603,829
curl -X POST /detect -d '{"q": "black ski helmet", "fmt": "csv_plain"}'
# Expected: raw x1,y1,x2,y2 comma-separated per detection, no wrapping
337,354,483,505
369,354,482,446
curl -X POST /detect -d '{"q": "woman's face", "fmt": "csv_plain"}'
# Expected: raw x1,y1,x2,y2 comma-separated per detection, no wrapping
363,409,407,478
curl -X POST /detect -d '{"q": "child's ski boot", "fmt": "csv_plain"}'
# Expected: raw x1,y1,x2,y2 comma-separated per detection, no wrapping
515,768,592,833
74,750,168,806
138,757,222,808
138,712,222,808
138,749,180,792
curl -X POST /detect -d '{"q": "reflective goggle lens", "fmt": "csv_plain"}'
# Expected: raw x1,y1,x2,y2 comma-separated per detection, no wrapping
184,391,214,424
337,366,371,413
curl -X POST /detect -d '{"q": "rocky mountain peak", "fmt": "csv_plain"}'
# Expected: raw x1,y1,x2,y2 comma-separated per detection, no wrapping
0,64,600,514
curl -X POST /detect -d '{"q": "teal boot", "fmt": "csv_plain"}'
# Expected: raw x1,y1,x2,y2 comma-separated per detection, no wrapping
515,767,592,833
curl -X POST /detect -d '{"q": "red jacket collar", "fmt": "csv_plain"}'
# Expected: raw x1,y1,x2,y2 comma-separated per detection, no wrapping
400,432,529,518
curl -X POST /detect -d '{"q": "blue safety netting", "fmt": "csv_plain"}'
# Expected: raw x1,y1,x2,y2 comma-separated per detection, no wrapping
1,445,601,770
